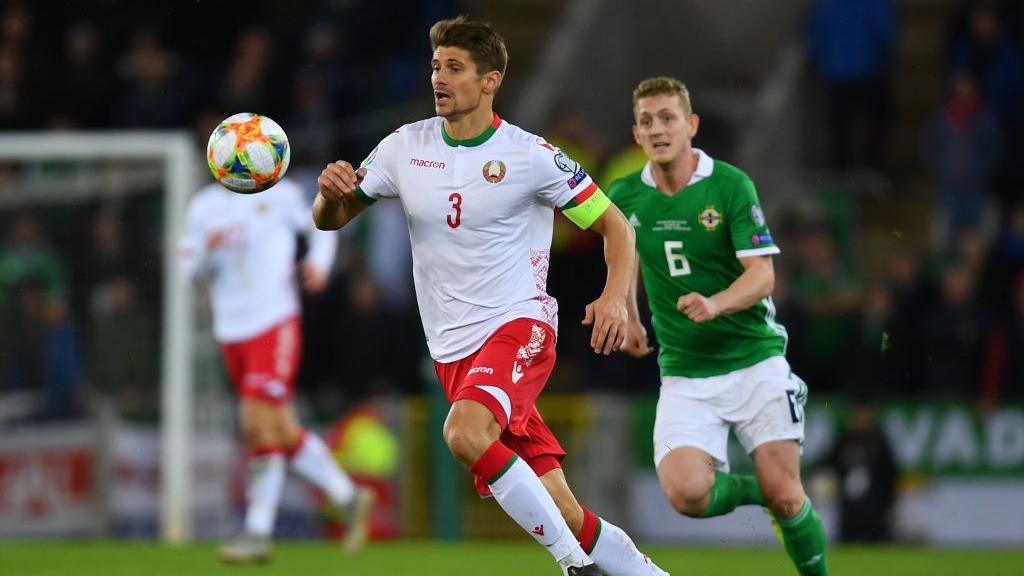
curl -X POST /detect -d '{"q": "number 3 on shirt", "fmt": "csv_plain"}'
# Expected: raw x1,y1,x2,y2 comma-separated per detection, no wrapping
664,241,691,276
447,193,462,229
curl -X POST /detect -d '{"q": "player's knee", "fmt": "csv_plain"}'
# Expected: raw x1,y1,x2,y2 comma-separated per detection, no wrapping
240,419,266,449
663,475,713,517
442,420,491,466
761,478,805,519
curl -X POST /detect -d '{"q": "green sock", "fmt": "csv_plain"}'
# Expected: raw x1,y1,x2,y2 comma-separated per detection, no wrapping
699,471,766,518
776,498,828,576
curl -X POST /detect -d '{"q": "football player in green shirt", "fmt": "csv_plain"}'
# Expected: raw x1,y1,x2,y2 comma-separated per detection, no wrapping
608,77,828,575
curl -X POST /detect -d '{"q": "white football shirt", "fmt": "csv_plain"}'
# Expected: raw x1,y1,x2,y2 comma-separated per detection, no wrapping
357,114,609,362
178,178,337,343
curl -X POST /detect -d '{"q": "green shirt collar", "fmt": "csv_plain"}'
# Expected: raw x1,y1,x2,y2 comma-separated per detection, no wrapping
441,113,502,147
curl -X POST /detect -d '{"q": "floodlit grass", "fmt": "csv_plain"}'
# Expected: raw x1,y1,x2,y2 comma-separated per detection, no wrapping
2,541,1023,575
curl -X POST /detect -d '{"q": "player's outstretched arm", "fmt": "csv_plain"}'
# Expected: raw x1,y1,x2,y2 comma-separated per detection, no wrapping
677,255,775,323
313,160,369,230
582,205,635,355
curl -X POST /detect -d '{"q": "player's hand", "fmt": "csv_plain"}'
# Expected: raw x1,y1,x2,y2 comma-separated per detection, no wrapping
619,319,654,358
317,161,366,202
582,294,628,355
299,262,329,294
677,292,720,323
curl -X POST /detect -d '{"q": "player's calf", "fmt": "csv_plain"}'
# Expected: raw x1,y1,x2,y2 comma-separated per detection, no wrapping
471,440,597,574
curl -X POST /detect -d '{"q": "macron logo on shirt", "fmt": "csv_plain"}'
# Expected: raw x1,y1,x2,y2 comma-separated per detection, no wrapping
410,158,446,170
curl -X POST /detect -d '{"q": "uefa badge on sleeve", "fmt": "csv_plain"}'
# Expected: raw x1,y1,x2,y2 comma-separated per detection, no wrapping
751,205,766,227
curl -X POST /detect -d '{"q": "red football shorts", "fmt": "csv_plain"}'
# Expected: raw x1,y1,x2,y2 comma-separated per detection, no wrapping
434,318,566,496
220,316,301,404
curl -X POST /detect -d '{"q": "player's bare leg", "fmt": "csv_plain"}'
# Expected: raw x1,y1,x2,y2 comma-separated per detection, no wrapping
274,404,373,553
656,446,716,516
220,399,285,564
540,469,669,575
658,445,766,520
753,440,828,575
445,399,602,575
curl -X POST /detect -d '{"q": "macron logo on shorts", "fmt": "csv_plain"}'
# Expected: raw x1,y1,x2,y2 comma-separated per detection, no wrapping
468,366,494,376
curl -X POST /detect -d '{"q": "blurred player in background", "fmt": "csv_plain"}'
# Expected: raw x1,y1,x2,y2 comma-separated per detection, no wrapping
314,16,667,576
610,77,828,575
178,175,374,563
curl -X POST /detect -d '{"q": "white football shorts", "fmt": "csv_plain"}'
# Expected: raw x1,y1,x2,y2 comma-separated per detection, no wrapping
653,355,807,470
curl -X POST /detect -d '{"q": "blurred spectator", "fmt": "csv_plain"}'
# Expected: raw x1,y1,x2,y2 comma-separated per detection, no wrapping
294,22,365,159
840,281,895,399
0,45,35,128
920,262,984,398
949,1,1024,207
116,30,187,127
220,27,275,115
288,72,338,167
312,271,421,403
86,275,157,414
882,247,929,396
806,0,897,170
824,400,899,542
949,1,1024,134
788,221,860,392
0,212,81,419
0,1,29,48
921,69,1002,248
982,203,1024,313
980,272,1024,405
59,22,110,128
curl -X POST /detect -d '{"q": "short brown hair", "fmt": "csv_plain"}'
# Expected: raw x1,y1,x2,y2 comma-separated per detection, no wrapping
430,16,508,76
633,76,692,115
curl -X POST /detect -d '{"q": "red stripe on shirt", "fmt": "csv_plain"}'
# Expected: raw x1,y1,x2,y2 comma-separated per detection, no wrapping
491,112,502,129
572,182,598,205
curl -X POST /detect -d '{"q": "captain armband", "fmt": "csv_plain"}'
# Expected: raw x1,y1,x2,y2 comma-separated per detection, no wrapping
561,184,611,229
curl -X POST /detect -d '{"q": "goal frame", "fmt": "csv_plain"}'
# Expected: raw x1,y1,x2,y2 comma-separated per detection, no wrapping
0,132,199,542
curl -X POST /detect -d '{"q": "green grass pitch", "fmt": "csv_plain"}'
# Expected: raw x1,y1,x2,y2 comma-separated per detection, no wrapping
3,541,1023,575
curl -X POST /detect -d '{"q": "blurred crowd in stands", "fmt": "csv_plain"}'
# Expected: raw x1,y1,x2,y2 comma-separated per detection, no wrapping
1,0,1023,425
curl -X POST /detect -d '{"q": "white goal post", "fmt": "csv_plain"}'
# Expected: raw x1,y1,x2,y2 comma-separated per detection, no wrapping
0,132,199,542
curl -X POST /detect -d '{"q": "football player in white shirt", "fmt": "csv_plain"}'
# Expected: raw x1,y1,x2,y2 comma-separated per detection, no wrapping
314,16,668,576
179,177,373,563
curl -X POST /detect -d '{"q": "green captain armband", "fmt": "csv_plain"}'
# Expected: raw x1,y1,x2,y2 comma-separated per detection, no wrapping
354,186,377,206
561,184,611,229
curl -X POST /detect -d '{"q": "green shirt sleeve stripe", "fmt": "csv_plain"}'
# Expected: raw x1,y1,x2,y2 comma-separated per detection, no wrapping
562,188,611,229
354,186,377,206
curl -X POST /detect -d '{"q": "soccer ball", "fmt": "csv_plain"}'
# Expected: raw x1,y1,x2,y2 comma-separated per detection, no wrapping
207,113,290,193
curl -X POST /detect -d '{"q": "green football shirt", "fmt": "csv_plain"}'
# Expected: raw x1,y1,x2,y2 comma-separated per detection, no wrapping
608,149,787,378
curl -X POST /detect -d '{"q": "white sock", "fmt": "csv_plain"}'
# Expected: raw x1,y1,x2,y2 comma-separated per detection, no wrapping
288,432,356,507
591,517,670,576
488,456,592,568
244,451,286,536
